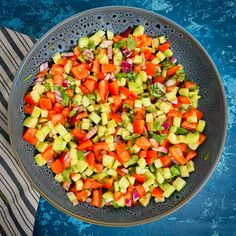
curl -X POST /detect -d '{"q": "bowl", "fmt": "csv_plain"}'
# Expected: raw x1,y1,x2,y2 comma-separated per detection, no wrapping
8,6,227,226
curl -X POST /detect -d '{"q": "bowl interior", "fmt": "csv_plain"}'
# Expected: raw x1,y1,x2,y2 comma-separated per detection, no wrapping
8,7,227,226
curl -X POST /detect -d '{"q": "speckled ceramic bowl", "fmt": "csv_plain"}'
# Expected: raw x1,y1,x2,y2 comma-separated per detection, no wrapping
8,6,227,226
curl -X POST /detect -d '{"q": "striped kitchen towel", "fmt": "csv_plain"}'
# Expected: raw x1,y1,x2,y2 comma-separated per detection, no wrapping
0,27,40,236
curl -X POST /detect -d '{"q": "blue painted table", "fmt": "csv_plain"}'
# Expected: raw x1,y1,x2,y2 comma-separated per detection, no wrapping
1,0,236,235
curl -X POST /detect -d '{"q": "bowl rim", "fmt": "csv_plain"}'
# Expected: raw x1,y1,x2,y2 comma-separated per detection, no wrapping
8,6,228,227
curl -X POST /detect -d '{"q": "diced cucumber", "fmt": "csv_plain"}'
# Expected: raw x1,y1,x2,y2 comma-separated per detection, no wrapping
23,116,38,128
156,51,166,62
159,101,172,113
167,133,179,144
105,135,114,144
89,112,101,124
169,126,177,133
128,81,143,94
113,51,123,66
163,185,175,198
152,38,160,48
170,166,180,177
137,157,147,168
107,168,117,178
142,97,151,107
75,180,83,191
81,119,90,130
99,54,109,64
54,123,68,136
172,177,186,191
139,193,151,207
154,159,163,169
72,94,82,105
162,168,172,179
89,30,105,46
36,142,48,153
103,191,114,203
107,30,114,40
173,117,181,127
188,142,200,150
36,126,51,142
158,35,166,44
68,141,77,149
117,77,126,87
186,160,195,172
154,196,165,203
114,181,119,192
196,120,206,132
84,167,93,177
156,171,165,184
71,173,81,182
163,49,173,58
185,132,199,144
31,106,41,118
63,133,72,142
134,99,142,108
119,176,130,193
139,71,147,82
179,88,189,97
127,175,135,185
115,196,125,207
53,137,66,151
70,148,78,166
67,192,78,205
124,156,138,168
41,109,48,118
98,125,106,137
103,154,115,168
180,165,189,177
82,95,90,107
133,55,143,64
52,52,61,64
34,154,47,166
135,166,146,174
133,25,145,37
187,115,198,123
112,160,121,169
75,159,88,173
131,144,141,154
64,60,73,74
54,173,64,182
78,36,89,49
146,113,154,123
152,57,161,65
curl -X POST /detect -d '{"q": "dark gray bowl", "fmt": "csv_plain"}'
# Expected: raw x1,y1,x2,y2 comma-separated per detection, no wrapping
8,6,227,226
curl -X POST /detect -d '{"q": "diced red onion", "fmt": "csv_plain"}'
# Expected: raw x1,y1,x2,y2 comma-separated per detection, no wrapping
157,82,166,93
125,199,132,207
121,61,132,73
105,202,111,206
152,146,168,153
163,122,169,130
100,40,113,48
143,125,148,138
133,192,139,202
166,79,176,87
121,168,129,174
171,99,178,104
33,77,44,85
84,151,92,156
122,48,132,57
83,126,98,140
107,47,113,60
105,73,111,80
55,90,62,103
85,197,92,203
147,75,152,80
62,182,70,191
126,58,133,64
149,138,158,148
169,56,177,64
40,62,48,72
110,72,115,80
61,52,74,57
72,199,78,206
156,65,162,73
83,49,94,62
62,80,69,87
73,105,81,112
114,135,121,144
170,157,180,165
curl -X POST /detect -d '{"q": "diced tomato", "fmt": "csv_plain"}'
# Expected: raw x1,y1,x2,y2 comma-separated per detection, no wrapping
185,150,197,162
91,59,100,73
97,71,105,80
167,65,181,77
169,144,186,165
24,92,35,105
53,102,64,113
86,153,95,167
198,133,206,145
139,150,147,158
53,74,64,86
62,107,70,119
136,137,151,151
36,69,48,79
23,104,34,115
146,62,156,76
116,167,126,176
71,128,86,140
57,58,68,66
132,174,146,184
133,120,144,134
51,159,64,174
22,128,38,146
153,76,165,84
66,89,74,98
133,65,141,72
73,47,80,57
103,178,114,189
167,109,181,118
98,80,108,103
135,185,146,198
51,114,65,125
39,98,52,110
178,96,191,104
108,81,119,95
151,187,164,198
46,91,56,104
78,139,93,151
158,42,171,52
184,81,197,89
181,121,197,131
42,145,54,161
84,79,97,92
94,163,103,173
59,152,70,169
159,156,172,167
76,112,88,120
101,64,116,73
176,143,187,152
118,150,131,164
79,85,90,95
91,190,102,208
111,95,122,112
83,178,102,189
146,150,158,159
76,190,89,202
93,142,108,156
109,112,122,123
143,48,152,60
51,64,64,75
114,191,123,201
71,64,89,80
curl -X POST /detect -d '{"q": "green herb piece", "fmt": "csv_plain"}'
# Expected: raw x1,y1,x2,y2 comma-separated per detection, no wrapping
61,90,70,106
203,152,210,161
69,109,77,118
153,121,162,131
114,40,126,49
150,83,164,98
151,133,167,143
62,169,71,184
23,74,32,81
127,36,136,50
44,82,51,91
87,94,96,101
88,41,95,51
175,127,189,135
77,151,85,160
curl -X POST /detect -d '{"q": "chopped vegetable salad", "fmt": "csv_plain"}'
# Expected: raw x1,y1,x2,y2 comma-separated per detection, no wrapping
22,25,206,208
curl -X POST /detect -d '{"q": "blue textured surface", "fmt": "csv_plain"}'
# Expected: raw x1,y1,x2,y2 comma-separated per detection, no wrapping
1,0,236,235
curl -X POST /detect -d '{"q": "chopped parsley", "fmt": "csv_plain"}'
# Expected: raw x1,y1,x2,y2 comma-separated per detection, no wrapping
127,36,136,50
23,74,32,81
